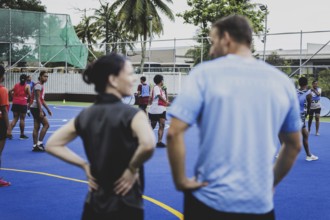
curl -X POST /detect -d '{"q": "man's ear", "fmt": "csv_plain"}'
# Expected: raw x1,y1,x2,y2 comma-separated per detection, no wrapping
108,75,117,88
223,31,231,44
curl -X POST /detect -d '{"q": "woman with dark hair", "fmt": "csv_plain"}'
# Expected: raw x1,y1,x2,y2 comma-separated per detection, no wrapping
30,71,52,152
7,74,31,140
46,53,155,220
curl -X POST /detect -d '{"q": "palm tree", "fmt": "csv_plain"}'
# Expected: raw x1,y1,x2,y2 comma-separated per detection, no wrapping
74,16,98,51
93,0,135,55
113,0,175,74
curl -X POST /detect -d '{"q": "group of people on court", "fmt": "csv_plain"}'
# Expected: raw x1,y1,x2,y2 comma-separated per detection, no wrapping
136,75,170,147
0,14,323,220
0,70,52,186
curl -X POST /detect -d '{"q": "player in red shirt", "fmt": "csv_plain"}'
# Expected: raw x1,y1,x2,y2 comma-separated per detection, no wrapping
0,65,10,187
7,74,31,140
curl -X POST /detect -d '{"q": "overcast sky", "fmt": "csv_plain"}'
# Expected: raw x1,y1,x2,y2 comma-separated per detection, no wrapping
40,0,330,50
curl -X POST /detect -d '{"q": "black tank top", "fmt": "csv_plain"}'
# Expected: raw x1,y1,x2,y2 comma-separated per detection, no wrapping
75,94,144,212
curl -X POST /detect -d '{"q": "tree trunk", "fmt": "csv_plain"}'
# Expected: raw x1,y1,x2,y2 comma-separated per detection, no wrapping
140,35,147,75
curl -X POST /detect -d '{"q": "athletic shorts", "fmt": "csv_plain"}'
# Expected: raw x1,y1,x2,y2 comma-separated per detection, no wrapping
138,104,148,111
183,191,275,220
148,111,166,121
0,119,7,140
11,104,28,114
309,108,321,115
30,108,46,120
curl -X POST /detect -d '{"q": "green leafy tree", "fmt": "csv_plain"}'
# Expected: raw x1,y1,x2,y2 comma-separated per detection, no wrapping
314,70,330,98
266,51,292,74
113,0,175,74
0,0,46,12
74,16,98,51
179,0,265,65
93,0,135,55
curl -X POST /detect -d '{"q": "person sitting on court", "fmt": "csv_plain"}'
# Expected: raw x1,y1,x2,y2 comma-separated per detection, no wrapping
46,53,155,220
6,74,31,140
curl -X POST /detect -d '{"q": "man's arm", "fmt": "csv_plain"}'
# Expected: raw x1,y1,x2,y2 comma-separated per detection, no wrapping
274,131,301,187
167,118,207,191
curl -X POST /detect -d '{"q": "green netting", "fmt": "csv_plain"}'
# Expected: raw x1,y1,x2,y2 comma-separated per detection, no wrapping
0,8,87,69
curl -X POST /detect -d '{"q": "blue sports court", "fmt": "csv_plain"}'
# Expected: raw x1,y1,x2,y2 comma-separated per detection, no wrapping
1,104,330,220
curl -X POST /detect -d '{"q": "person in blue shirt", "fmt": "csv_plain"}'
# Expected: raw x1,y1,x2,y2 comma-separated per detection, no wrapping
137,76,150,113
167,15,302,220
307,80,322,136
26,75,35,93
297,77,318,161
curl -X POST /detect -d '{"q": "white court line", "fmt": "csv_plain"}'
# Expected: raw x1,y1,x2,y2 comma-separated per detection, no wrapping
23,119,71,121
53,106,83,111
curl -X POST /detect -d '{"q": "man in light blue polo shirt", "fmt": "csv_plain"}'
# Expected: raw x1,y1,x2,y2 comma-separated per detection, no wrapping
167,15,302,220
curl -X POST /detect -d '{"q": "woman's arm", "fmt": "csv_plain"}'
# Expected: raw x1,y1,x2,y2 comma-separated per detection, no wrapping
114,111,155,195
46,119,97,191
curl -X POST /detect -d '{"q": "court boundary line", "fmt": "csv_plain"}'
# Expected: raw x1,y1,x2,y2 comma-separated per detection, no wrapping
0,168,183,220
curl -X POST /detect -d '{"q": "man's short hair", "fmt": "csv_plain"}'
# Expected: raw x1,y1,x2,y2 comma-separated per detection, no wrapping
140,76,146,82
153,74,164,84
212,15,252,46
299,77,308,87
312,80,317,84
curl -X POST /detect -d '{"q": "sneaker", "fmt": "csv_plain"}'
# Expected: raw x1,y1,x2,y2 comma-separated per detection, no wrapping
306,154,318,161
32,144,45,152
6,134,13,140
0,178,11,187
156,142,166,148
316,132,320,136
19,134,29,140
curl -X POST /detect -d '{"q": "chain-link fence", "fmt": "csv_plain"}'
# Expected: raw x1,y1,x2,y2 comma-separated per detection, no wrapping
3,21,330,105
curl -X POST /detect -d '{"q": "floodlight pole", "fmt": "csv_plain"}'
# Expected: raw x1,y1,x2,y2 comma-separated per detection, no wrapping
148,15,153,74
259,4,268,61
